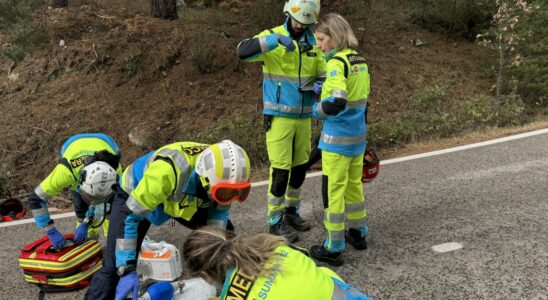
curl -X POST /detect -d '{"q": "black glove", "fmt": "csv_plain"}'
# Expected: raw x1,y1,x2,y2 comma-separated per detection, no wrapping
263,115,273,131
322,98,347,115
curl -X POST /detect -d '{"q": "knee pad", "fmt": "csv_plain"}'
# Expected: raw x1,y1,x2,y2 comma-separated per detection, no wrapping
270,168,290,197
289,163,308,189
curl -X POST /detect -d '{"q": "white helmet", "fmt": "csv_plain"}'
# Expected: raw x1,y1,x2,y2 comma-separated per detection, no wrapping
195,140,251,204
79,161,117,205
283,0,321,25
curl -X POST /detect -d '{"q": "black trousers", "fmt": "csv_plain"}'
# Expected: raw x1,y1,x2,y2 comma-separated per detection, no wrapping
84,188,232,300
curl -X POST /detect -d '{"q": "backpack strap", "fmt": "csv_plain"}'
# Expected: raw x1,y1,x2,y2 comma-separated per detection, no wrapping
58,157,78,181
331,56,349,78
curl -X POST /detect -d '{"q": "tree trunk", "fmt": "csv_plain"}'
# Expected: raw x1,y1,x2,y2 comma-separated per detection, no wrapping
150,0,178,20
53,0,68,7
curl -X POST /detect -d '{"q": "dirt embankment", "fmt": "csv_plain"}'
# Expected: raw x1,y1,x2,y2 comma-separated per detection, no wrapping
0,1,497,200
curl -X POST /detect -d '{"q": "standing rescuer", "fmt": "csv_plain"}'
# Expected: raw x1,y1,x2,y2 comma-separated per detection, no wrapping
309,13,371,266
28,133,122,249
84,140,251,300
237,0,326,242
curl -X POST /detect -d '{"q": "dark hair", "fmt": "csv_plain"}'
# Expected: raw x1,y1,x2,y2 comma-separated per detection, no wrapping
94,150,121,169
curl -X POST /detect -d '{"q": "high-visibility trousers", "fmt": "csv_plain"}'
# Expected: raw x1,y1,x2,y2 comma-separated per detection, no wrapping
266,116,311,225
322,151,368,253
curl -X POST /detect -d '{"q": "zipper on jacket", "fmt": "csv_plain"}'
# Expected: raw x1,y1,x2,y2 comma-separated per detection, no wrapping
276,82,281,103
298,43,303,116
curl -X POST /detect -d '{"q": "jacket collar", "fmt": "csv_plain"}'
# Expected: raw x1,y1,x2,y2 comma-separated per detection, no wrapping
323,49,338,61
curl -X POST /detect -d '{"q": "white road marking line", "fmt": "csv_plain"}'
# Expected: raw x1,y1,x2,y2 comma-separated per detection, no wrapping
0,212,75,228
2,128,547,228
432,242,464,253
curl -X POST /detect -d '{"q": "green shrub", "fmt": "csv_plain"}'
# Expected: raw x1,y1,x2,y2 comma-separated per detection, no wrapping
189,35,218,73
505,0,548,109
410,0,495,39
0,0,48,62
122,54,143,78
194,111,269,168
0,0,41,30
0,24,48,62
367,83,527,148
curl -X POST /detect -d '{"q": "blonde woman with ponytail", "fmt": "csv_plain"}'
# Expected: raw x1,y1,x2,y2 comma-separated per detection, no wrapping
183,227,371,300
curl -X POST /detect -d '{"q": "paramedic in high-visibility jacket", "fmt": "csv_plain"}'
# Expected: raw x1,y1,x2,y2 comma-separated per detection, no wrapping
236,0,325,243
28,133,122,250
84,140,251,300
183,227,371,300
309,14,371,267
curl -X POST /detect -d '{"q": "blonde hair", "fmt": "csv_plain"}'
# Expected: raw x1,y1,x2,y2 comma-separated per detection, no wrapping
315,13,358,50
182,227,287,285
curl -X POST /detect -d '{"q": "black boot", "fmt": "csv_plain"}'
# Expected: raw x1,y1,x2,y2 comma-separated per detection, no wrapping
346,228,367,250
269,218,298,243
284,207,311,231
310,245,343,266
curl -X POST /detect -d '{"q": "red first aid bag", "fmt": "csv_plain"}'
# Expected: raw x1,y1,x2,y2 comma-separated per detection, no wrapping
19,234,103,292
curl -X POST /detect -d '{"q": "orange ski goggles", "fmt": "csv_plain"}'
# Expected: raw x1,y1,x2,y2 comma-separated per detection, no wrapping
210,182,251,205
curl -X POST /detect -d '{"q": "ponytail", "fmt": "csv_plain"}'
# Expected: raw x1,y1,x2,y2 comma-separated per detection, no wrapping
183,227,286,285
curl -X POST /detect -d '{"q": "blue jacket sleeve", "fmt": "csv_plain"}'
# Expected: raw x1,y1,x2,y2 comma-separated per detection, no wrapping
206,204,230,229
115,213,145,268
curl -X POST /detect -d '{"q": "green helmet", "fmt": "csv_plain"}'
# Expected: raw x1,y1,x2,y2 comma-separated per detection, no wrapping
283,0,321,25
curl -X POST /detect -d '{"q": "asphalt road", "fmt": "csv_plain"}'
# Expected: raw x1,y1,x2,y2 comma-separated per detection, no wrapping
1,131,547,300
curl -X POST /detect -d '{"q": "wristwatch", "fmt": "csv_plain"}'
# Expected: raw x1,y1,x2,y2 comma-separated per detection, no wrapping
117,264,136,276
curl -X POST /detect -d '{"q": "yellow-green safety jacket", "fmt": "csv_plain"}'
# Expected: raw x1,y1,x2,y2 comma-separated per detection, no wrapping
219,245,360,300
312,49,370,156
116,142,229,267
237,18,326,118
29,133,121,228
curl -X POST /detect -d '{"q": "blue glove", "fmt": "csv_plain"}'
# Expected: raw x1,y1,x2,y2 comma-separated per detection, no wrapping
46,227,66,250
115,271,140,300
277,34,295,52
73,221,89,244
313,81,324,95
144,282,174,300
